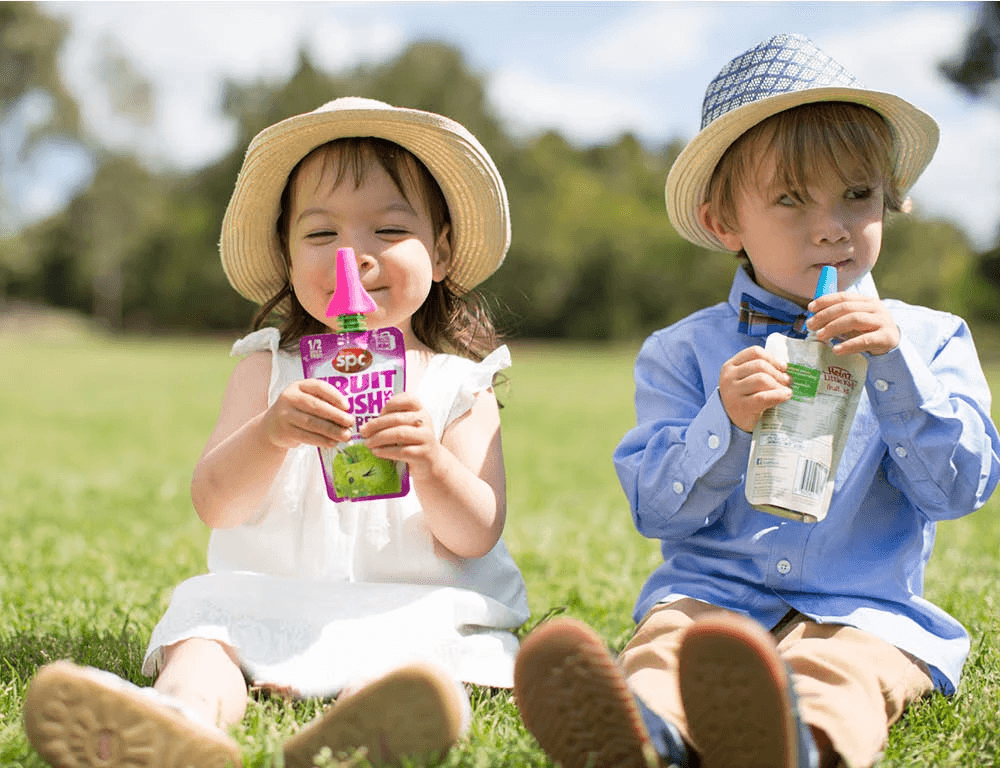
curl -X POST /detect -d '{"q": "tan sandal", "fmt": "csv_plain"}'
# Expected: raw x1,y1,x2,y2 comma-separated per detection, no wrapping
514,617,667,768
679,613,819,768
282,663,465,768
23,660,242,768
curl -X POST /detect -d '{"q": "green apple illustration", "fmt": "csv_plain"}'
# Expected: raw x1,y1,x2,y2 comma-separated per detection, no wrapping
332,442,402,499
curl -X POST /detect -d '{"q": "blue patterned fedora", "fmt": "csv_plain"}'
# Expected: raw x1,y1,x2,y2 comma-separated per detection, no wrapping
665,33,939,251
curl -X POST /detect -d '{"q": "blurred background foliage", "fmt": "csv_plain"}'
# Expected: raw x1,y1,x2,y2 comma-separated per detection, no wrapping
2,2,1000,343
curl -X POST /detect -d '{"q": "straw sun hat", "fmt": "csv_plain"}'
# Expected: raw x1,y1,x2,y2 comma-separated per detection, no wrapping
220,97,511,305
666,33,940,252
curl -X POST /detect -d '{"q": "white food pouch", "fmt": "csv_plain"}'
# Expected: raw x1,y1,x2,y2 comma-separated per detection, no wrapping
745,267,868,523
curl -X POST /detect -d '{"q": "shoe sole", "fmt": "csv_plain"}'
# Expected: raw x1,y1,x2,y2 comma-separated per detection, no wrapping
514,617,661,768
282,663,463,768
23,660,242,768
678,614,797,768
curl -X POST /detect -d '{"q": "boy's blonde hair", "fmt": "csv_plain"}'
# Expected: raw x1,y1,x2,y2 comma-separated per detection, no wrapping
705,102,903,240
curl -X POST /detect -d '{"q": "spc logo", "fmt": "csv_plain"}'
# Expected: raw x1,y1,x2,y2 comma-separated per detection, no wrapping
333,347,373,374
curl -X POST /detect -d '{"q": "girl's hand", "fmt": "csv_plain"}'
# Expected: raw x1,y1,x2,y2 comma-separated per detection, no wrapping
358,392,441,479
719,345,793,433
807,294,900,357
261,379,354,450
360,389,506,560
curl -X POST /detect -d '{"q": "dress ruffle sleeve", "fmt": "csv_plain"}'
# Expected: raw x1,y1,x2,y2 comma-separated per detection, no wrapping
231,327,280,357
230,328,295,405
443,345,511,430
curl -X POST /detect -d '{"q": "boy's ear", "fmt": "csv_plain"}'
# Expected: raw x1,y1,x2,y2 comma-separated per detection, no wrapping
699,203,744,253
432,223,452,283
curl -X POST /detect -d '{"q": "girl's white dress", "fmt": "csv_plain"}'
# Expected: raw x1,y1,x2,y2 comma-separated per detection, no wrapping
143,328,530,698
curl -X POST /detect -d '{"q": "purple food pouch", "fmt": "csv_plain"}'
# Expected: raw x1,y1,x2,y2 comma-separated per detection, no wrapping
298,246,409,502
300,328,409,502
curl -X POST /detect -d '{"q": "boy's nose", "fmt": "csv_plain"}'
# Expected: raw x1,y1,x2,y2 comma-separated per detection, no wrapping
814,209,850,244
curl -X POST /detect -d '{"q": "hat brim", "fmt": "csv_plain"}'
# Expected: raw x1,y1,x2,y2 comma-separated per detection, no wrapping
221,101,511,306
665,87,939,251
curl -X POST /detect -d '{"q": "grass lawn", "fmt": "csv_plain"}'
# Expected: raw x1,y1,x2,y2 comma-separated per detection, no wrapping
2,328,999,767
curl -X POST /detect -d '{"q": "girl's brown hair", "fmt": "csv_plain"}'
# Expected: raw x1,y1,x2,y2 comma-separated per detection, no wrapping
252,137,500,361
705,101,903,249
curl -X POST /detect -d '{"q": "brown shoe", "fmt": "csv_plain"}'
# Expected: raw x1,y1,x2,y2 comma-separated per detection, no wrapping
282,663,465,768
678,613,817,768
514,617,664,768
23,660,242,768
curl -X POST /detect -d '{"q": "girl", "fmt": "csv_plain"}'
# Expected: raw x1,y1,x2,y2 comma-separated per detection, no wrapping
25,97,529,768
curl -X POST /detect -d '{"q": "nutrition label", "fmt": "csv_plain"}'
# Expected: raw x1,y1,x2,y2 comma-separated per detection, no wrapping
745,333,867,522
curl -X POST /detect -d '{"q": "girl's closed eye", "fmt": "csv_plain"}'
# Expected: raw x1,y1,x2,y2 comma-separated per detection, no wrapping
306,229,338,241
376,225,412,237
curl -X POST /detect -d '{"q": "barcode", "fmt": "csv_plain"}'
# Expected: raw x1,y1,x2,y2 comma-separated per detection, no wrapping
793,458,828,497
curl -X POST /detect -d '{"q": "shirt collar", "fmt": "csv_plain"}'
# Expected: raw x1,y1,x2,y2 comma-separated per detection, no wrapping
727,264,880,318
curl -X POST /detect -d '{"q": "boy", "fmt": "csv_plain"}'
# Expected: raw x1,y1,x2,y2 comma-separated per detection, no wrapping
513,34,1000,768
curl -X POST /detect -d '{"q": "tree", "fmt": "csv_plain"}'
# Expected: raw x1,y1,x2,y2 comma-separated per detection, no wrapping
0,2,81,298
9,33,997,341
940,2,1000,97
0,2,79,150
1,3,158,325
940,2,1000,298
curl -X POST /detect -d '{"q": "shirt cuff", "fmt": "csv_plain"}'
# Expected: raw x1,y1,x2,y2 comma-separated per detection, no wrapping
865,335,939,416
685,388,753,482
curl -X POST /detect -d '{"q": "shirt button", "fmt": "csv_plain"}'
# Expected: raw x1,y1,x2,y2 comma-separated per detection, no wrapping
895,445,908,458
776,559,792,575
672,481,684,494
708,434,721,450
875,379,889,392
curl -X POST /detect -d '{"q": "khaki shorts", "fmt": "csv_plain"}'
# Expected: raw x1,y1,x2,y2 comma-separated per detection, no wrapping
620,599,934,768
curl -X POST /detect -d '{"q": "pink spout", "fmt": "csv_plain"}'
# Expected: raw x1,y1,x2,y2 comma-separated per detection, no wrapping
325,247,377,317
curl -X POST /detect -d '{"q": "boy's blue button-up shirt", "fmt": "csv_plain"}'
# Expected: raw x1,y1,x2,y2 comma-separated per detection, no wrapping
613,266,1000,693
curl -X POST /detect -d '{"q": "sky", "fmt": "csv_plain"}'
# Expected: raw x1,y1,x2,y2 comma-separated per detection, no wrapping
7,1,1000,248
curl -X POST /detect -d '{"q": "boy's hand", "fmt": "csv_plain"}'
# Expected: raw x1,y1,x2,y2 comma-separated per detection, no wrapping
262,379,354,449
719,346,793,433
806,293,900,357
